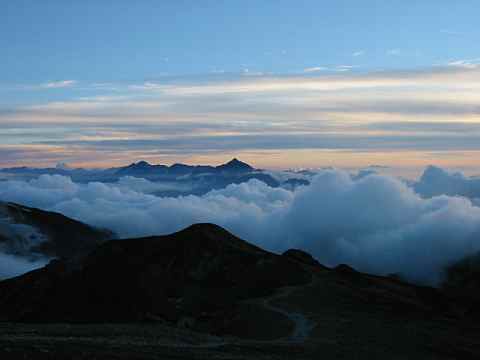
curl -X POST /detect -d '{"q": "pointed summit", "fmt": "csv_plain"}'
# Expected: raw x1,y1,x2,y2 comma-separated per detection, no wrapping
0,222,310,324
131,160,152,168
120,160,153,171
116,160,168,175
228,158,246,165
216,158,254,173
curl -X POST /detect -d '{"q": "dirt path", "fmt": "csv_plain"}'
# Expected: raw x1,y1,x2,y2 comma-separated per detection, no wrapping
260,277,317,343
169,277,317,349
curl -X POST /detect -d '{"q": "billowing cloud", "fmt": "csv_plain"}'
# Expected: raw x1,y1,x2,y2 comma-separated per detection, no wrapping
2,169,480,285
414,165,480,199
0,253,48,279
116,176,193,194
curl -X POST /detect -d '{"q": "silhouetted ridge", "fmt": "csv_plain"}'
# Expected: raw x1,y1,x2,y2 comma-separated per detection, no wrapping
116,160,167,175
175,223,267,254
282,248,324,268
0,219,475,350
216,158,253,173
0,223,311,329
115,158,255,176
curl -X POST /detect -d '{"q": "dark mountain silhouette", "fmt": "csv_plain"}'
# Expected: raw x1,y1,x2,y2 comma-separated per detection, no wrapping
1,220,480,358
1,160,317,198
0,201,113,259
114,158,283,196
443,251,480,318
215,158,253,173
116,161,168,175
0,224,310,329
116,158,254,177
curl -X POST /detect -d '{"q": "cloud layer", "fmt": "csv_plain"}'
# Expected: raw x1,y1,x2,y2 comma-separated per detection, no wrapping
0,253,48,280
2,168,480,285
415,165,480,200
2,67,480,170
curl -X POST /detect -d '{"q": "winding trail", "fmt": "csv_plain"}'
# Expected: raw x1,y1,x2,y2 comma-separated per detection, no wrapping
260,277,317,343
167,276,318,348
179,277,318,348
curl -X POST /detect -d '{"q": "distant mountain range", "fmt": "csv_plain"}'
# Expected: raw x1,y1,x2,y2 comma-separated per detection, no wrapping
0,159,311,195
117,158,254,176
0,158,256,178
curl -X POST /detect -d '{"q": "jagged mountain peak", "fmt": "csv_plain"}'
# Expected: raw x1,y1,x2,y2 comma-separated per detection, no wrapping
116,158,255,176
129,160,152,168
216,158,253,172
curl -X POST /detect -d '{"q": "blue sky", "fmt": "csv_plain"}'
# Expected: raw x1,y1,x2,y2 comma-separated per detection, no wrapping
1,1,480,174
2,1,479,85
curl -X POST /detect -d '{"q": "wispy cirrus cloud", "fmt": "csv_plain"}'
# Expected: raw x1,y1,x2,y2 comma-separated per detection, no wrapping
3,66,480,171
387,48,401,56
40,80,77,89
440,29,465,36
303,66,328,73
446,58,480,69
335,65,356,72
303,65,356,73
352,50,365,57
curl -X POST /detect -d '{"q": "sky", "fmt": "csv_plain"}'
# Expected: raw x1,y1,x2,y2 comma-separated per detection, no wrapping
2,1,480,175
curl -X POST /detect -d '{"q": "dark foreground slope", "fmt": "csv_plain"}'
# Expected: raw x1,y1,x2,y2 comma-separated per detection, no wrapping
0,223,480,359
0,223,311,335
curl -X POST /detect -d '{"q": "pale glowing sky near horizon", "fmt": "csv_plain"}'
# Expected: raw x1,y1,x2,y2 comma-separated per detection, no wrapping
2,1,480,175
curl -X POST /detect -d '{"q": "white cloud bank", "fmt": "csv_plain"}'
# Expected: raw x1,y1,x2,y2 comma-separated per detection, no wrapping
415,165,480,200
1,169,480,285
0,253,48,279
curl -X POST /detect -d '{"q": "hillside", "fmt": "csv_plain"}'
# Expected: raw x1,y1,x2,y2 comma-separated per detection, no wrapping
1,223,480,358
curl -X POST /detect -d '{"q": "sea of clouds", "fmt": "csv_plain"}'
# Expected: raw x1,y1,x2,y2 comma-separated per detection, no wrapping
0,253,48,280
2,166,480,285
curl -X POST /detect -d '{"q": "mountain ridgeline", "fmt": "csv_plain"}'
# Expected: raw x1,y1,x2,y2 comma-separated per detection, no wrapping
0,223,312,337
0,159,309,196
1,206,480,357
117,158,254,176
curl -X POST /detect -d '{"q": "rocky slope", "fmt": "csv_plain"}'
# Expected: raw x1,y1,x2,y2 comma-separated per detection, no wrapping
1,222,480,358
0,223,311,335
